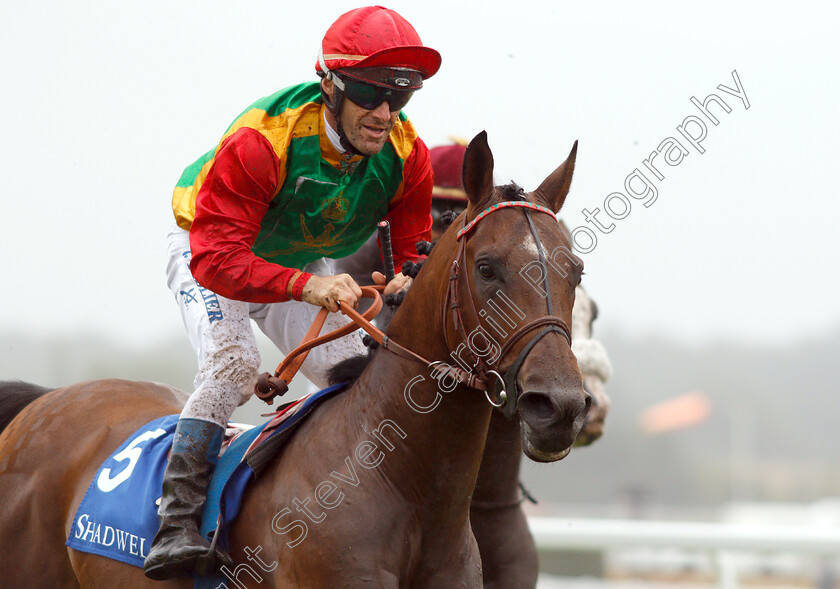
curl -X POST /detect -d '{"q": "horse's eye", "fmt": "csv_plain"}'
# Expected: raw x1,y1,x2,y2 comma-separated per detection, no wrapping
477,262,495,280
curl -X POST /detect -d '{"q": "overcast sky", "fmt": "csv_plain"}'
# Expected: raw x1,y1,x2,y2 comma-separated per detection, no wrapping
2,0,838,351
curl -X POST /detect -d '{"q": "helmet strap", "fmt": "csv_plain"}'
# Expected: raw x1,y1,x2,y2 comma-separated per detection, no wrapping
318,49,363,156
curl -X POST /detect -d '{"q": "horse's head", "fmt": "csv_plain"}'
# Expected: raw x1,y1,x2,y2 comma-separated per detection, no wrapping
446,131,590,462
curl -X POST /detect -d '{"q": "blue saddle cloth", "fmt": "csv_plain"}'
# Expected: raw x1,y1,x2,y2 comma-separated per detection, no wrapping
65,383,347,584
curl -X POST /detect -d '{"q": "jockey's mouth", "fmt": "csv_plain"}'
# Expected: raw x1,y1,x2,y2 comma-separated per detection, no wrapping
363,125,388,138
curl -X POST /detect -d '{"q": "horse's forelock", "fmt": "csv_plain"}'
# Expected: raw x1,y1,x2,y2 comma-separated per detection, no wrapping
465,182,527,219
499,183,527,202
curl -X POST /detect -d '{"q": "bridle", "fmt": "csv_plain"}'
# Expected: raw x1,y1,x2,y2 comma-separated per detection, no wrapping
255,200,573,418
445,200,572,418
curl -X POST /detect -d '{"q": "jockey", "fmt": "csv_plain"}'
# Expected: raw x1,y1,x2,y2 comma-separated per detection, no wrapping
146,6,440,580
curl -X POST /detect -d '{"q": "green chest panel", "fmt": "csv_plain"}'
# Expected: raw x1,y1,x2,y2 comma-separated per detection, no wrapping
251,135,405,269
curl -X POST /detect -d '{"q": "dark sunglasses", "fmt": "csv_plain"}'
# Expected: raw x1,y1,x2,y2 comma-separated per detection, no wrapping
341,78,414,112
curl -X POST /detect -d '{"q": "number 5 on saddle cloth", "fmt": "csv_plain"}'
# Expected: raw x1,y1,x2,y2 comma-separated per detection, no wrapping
66,383,348,586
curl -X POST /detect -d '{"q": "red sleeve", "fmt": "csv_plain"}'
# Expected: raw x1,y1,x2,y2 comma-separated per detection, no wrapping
382,137,433,268
188,127,311,303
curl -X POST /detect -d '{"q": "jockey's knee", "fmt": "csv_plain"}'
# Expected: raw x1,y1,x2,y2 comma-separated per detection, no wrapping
197,344,260,408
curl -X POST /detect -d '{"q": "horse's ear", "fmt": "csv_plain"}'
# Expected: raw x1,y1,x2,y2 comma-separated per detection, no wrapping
461,131,495,209
532,140,578,214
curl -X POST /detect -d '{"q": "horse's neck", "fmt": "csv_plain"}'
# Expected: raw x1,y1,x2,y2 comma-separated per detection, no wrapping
341,238,493,518
341,344,493,516
473,412,524,503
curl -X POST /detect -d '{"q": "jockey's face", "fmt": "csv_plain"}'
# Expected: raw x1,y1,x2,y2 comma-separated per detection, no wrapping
339,98,399,156
323,78,399,156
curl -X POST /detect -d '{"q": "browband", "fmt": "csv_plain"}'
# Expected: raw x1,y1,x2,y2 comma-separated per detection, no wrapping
457,201,557,240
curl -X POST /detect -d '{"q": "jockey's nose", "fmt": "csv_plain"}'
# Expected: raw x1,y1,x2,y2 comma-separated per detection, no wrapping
369,101,392,121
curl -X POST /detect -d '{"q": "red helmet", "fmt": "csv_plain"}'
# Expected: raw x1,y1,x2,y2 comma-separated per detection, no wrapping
431,143,468,202
316,6,441,89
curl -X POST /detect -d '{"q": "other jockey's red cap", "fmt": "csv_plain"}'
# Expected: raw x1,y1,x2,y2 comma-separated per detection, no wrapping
431,143,468,202
316,6,442,89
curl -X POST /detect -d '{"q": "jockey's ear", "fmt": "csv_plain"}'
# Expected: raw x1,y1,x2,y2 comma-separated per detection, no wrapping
321,77,336,101
532,140,578,214
462,131,495,212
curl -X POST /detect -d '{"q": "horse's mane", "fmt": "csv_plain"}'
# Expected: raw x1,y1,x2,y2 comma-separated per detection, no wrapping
327,352,375,386
0,380,53,434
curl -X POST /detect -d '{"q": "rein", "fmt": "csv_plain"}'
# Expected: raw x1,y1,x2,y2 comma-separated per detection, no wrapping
255,200,572,413
254,285,482,404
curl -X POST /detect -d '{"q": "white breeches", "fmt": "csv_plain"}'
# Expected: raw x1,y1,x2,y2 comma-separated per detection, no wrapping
166,226,367,427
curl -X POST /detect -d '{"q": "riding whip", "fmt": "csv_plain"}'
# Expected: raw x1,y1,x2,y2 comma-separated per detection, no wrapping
378,220,395,283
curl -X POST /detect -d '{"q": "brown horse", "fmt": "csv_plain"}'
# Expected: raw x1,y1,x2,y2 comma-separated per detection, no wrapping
0,131,588,588
332,248,610,589
332,217,611,589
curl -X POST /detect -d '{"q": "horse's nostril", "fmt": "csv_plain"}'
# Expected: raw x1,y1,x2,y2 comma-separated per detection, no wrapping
584,393,592,414
519,393,555,422
583,381,598,407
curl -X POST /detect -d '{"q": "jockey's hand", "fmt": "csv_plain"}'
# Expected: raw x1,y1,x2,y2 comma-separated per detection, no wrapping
301,274,362,313
372,271,412,296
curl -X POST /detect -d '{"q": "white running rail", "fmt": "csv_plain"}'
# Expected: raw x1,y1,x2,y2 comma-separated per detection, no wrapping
529,517,840,588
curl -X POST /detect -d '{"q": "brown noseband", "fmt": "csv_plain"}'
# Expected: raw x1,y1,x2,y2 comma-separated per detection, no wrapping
447,201,572,418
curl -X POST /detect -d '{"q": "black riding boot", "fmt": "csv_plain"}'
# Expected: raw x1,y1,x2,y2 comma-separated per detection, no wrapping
143,418,233,580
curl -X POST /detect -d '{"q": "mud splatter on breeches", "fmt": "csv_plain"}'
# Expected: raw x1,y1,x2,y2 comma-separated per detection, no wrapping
166,226,367,426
